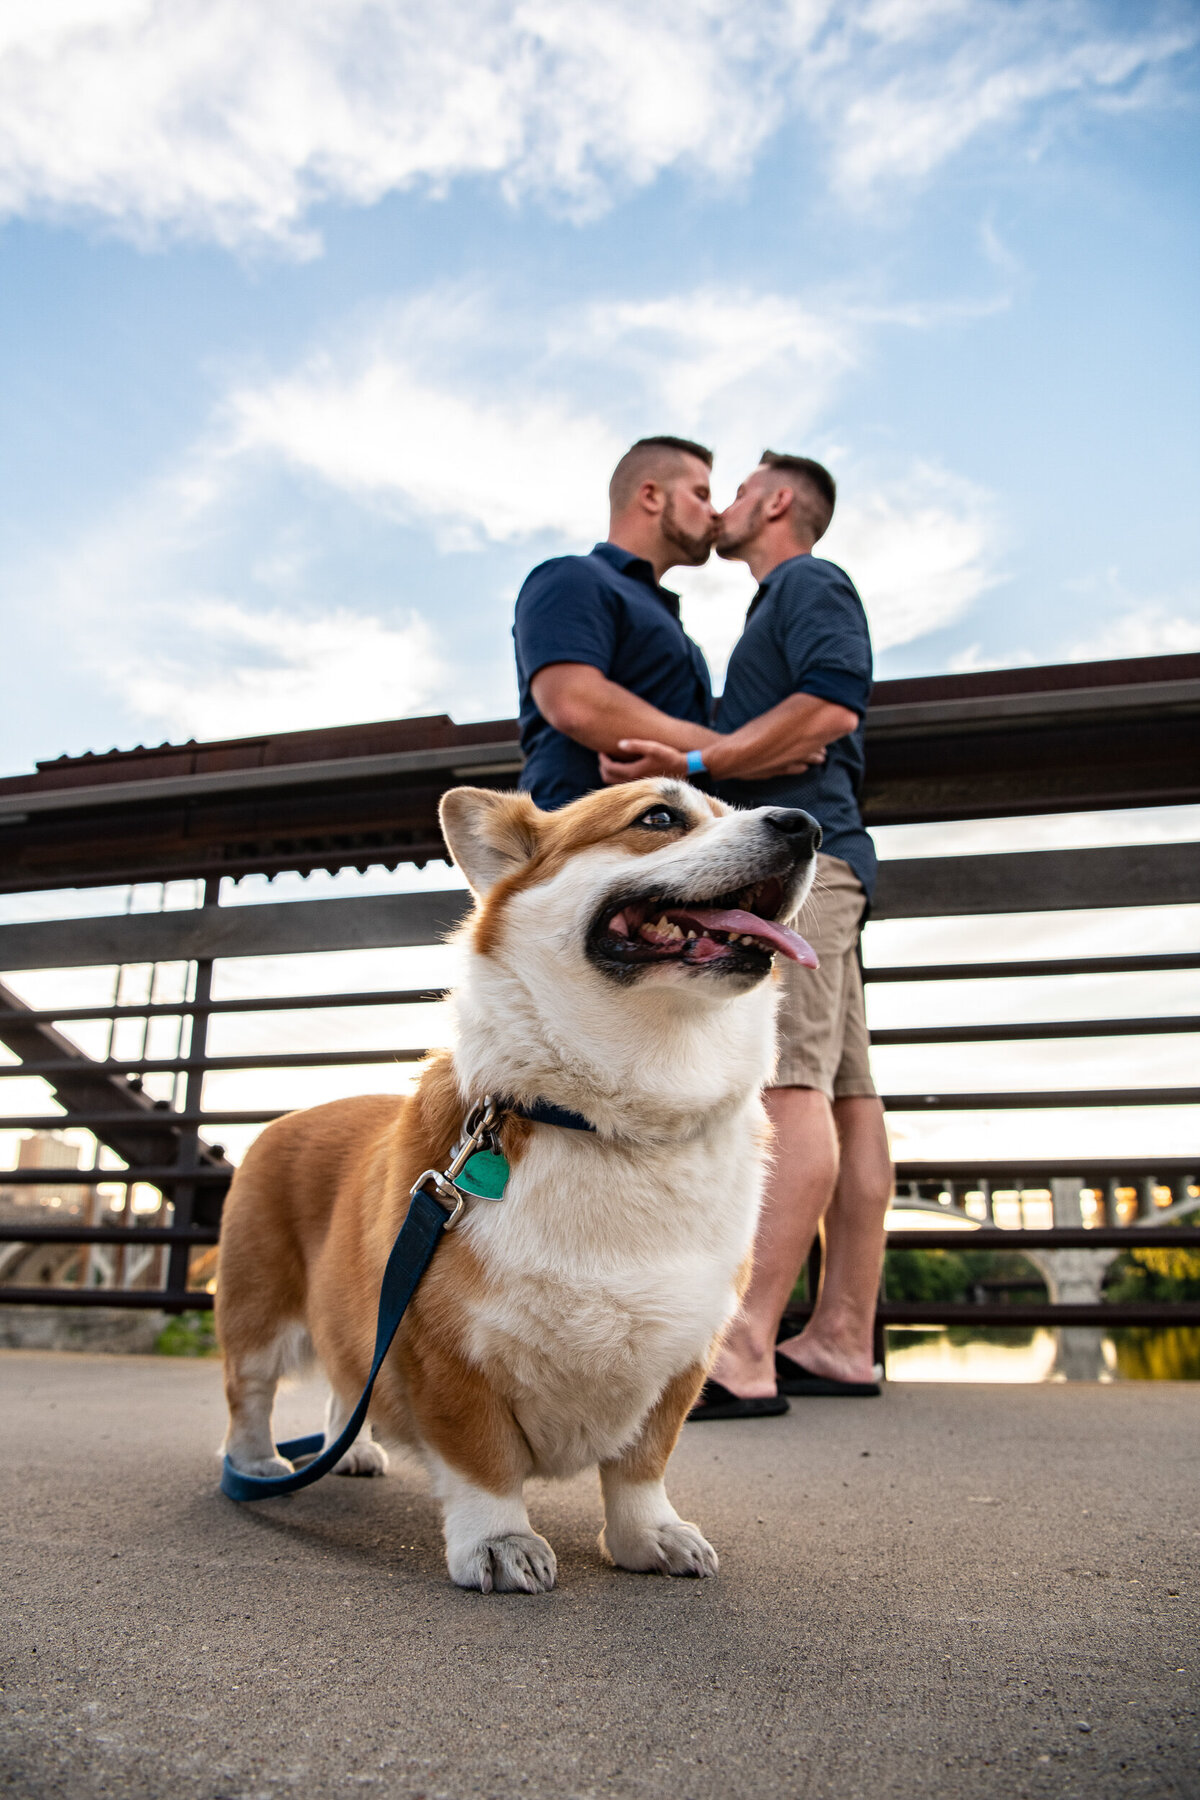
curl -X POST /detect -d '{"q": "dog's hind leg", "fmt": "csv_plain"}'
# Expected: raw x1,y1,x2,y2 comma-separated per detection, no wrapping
324,1388,389,1477
221,1323,311,1480
600,1364,718,1578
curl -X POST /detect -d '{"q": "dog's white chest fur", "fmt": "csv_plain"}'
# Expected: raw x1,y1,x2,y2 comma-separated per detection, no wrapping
459,1102,766,1476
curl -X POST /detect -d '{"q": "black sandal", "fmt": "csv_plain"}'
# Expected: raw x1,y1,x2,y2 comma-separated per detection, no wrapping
687,1377,789,1421
774,1350,880,1397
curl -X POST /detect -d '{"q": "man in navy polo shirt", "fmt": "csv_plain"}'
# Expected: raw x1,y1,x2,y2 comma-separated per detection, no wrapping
513,436,724,809
600,453,892,1416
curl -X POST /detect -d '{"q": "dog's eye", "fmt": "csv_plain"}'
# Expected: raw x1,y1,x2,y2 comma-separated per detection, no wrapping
636,806,682,831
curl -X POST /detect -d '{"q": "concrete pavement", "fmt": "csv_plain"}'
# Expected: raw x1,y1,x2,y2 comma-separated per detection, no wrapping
2,1351,1197,1800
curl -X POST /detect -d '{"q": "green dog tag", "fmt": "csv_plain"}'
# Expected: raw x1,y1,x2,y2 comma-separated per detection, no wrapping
456,1150,510,1200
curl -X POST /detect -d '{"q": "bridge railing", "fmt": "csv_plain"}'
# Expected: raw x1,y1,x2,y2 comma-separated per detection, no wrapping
1,652,1197,1332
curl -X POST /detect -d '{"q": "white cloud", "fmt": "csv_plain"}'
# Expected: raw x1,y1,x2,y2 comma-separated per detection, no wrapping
227,351,621,547
0,1,1190,249
218,283,852,547
225,280,868,547
12,447,450,748
672,557,759,691
817,2,1197,198
821,463,1001,651
582,290,860,450
115,598,445,739
10,272,1006,754
0,0,797,250
226,286,1004,665
1065,602,1200,662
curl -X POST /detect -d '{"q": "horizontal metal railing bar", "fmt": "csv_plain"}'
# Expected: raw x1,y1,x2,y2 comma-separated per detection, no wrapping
0,1224,219,1246
870,841,1199,919
3,1223,1194,1252
0,839,1195,974
0,1287,213,1311
4,1289,1198,1325
876,1302,1200,1326
4,1166,1195,1194
0,1167,229,1185
883,1087,1200,1110
13,1056,1193,1089
0,1047,428,1076
863,950,1200,983
894,1157,1198,1179
0,1111,286,1128
11,995,1191,1040
0,890,473,973
882,1228,1200,1250
0,987,449,1026
870,1015,1200,1046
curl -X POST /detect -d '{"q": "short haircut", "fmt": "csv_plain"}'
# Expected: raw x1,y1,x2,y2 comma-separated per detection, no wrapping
759,451,836,542
609,435,713,513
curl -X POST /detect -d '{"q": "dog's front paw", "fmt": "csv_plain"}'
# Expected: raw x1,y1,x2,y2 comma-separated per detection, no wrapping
449,1531,557,1594
333,1439,389,1477
603,1519,718,1579
227,1453,296,1480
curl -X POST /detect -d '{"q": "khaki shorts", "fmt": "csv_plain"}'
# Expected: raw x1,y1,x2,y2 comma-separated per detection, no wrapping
772,854,877,1101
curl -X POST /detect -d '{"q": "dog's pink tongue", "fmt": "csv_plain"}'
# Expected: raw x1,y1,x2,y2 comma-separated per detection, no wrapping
671,906,818,967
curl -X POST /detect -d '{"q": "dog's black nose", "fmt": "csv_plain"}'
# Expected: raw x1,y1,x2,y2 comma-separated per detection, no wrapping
764,808,822,856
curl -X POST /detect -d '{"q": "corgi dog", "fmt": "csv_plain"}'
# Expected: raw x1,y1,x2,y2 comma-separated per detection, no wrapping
216,780,819,1592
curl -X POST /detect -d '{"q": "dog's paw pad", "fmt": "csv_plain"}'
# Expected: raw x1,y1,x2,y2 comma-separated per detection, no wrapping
605,1520,718,1578
453,1532,557,1594
332,1440,389,1477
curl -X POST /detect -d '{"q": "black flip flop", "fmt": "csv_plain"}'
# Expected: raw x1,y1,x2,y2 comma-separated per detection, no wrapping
687,1377,789,1421
774,1350,881,1397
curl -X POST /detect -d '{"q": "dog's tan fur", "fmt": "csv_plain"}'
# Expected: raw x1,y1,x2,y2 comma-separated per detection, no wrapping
217,780,815,1591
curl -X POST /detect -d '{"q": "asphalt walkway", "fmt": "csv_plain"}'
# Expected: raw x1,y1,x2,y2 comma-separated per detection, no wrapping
2,1352,1197,1800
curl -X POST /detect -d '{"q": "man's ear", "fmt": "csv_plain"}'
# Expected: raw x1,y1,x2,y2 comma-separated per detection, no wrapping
439,788,542,894
766,483,794,524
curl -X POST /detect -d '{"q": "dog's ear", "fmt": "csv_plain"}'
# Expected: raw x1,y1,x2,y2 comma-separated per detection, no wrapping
439,788,542,894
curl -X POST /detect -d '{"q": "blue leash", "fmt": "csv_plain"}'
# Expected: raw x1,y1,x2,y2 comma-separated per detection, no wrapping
220,1184,449,1501
219,1095,595,1503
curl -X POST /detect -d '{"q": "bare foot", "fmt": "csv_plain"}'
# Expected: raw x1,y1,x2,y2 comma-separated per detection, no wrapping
776,1333,876,1386
708,1345,777,1398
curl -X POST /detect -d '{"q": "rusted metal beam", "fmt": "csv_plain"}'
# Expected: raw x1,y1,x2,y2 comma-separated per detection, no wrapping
1,653,1196,891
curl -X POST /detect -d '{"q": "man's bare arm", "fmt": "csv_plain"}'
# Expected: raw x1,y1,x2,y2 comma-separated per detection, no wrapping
530,663,719,756
703,693,858,780
600,692,857,784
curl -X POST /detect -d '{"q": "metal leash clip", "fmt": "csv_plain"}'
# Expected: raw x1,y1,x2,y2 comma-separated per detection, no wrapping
409,1095,502,1231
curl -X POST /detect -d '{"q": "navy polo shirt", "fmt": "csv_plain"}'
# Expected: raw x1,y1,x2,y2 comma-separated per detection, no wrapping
514,541,713,810
716,553,877,899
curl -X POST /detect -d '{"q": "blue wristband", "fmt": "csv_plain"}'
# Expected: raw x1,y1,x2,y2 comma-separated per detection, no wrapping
685,749,708,777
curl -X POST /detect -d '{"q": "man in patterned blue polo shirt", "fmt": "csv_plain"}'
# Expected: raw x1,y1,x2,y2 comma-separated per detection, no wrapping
602,453,892,1416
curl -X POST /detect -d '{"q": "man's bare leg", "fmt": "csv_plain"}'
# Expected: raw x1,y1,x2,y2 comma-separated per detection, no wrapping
709,1087,837,1397
777,1096,892,1385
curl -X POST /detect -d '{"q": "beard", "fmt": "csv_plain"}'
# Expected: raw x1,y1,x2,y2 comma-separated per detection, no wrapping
716,494,767,560
661,491,714,566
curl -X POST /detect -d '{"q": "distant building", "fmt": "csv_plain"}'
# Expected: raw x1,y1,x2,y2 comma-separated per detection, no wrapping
0,1131,91,1214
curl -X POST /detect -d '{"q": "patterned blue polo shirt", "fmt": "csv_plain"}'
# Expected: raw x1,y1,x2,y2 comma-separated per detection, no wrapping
514,541,713,811
715,552,877,899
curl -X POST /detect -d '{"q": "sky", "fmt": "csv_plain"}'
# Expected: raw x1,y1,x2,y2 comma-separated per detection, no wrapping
0,1,1198,1186
1,0,1198,773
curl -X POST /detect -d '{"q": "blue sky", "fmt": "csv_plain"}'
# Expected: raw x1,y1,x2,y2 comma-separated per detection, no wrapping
1,0,1198,776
